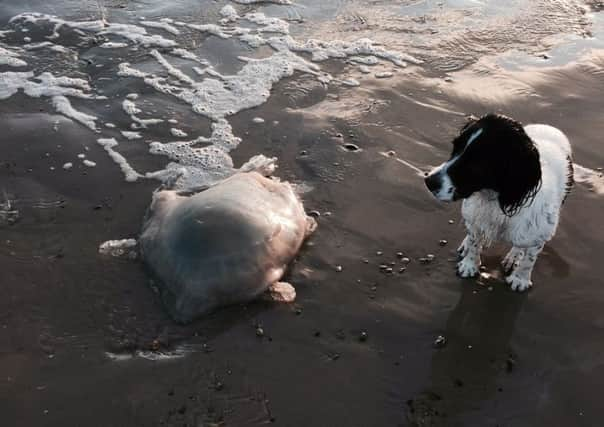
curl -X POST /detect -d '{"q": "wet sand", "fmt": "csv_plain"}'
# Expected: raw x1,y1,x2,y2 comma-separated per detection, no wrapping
2,1,604,426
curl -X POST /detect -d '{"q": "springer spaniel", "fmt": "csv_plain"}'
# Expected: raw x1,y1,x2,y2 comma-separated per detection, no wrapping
425,114,574,291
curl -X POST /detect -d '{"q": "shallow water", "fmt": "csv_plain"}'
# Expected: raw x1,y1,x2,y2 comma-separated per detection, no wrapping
1,0,604,426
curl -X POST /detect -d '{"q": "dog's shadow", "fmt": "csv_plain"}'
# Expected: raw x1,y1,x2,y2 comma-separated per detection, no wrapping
406,253,528,427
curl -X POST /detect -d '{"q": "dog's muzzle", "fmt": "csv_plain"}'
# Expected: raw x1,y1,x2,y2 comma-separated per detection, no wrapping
424,168,457,201
424,172,442,194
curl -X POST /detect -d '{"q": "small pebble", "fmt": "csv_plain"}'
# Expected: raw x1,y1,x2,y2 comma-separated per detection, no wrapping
359,331,368,342
335,265,343,272
448,219,455,224
299,150,308,156
399,267,406,274
376,251,383,256
385,267,393,274
396,252,404,258
308,210,320,218
255,326,264,337
362,258,369,264
375,71,394,79
387,150,395,156
343,143,360,152
401,257,410,264
433,335,447,348
439,240,448,246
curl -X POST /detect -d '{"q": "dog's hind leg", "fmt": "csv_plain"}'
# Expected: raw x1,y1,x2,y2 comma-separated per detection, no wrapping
457,234,482,278
506,243,544,291
502,247,525,273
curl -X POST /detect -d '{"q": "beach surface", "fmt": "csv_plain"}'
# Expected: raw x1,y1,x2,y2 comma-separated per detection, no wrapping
1,1,604,426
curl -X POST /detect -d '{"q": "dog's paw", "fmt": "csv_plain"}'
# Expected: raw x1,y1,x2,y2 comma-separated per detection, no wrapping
506,274,532,292
457,257,479,278
502,248,524,273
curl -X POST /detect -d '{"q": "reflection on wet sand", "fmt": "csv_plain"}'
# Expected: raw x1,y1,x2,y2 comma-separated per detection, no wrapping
408,277,526,427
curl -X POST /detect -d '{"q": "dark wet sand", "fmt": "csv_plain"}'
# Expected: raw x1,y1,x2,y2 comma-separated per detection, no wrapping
2,4,604,427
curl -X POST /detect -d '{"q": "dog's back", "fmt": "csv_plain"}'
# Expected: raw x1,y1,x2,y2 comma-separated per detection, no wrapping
524,124,573,205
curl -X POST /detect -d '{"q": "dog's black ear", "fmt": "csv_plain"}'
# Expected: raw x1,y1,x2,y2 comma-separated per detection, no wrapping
496,135,542,216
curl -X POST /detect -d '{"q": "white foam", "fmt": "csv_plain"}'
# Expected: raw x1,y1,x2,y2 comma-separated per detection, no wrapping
11,13,177,48
1,7,423,191
232,0,292,4
23,41,72,53
150,49,195,85
97,138,141,182
121,130,142,140
220,5,239,24
139,20,181,35
83,159,96,167
62,162,73,170
0,71,94,99
121,98,163,128
98,238,138,258
77,153,86,159
100,42,128,49
105,345,190,362
268,36,421,67
245,12,290,35
52,95,98,131
169,48,208,65
170,128,188,137
174,21,232,39
119,50,319,121
0,71,102,130
0,46,27,67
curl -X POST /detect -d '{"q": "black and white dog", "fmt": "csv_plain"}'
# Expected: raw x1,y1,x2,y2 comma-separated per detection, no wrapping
425,114,574,291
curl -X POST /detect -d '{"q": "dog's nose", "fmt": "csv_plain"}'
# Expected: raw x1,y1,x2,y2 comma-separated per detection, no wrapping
424,173,441,193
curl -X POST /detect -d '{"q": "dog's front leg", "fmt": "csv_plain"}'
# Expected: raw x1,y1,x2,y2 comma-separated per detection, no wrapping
506,243,544,291
457,234,482,278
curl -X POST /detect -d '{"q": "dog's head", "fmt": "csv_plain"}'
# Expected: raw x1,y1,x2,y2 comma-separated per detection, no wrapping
424,114,542,215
